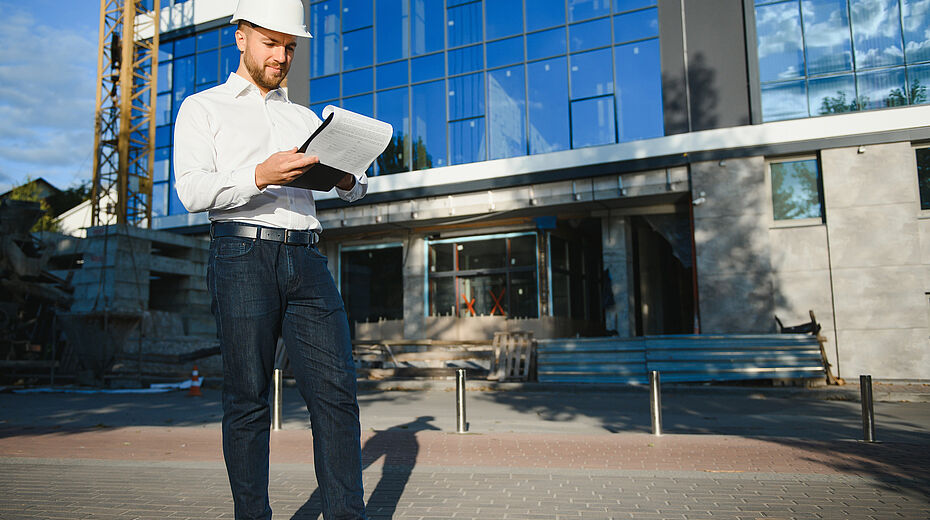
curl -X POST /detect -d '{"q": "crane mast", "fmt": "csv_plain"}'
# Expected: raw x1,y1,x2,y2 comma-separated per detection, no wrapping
91,0,160,227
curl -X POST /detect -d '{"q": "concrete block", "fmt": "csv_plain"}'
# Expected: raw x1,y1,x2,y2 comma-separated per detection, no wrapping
821,143,918,209
836,327,929,380
768,224,829,272
695,213,772,275
691,156,768,219
697,272,775,333
826,204,920,268
771,268,834,331
919,219,930,267
830,266,926,330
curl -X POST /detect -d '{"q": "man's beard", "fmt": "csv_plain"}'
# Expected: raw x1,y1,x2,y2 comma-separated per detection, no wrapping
244,49,288,91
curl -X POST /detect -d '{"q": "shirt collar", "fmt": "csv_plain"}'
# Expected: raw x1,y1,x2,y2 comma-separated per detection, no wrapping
224,73,288,101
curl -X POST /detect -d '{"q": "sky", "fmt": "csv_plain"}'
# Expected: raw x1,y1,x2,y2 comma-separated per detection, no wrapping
0,0,100,194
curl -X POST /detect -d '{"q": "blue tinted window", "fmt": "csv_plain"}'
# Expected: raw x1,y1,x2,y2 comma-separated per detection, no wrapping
220,26,236,44
803,0,852,75
175,36,195,57
152,182,168,217
159,40,173,61
154,147,170,183
615,0,655,12
755,2,804,81
570,0,610,22
761,80,808,121
527,0,566,31
450,117,486,164
342,93,374,117
172,56,195,119
378,61,408,89
412,52,445,82
448,2,483,47
528,57,570,154
488,66,527,160
614,8,659,43
908,63,930,104
343,0,373,32
570,17,611,52
168,183,186,215
343,67,373,96
527,27,567,61
448,72,485,120
412,80,448,169
196,29,219,51
851,0,904,69
220,45,239,80
858,67,908,109
376,87,410,174
571,95,616,148
311,102,330,117
904,0,930,63
809,74,857,115
196,50,218,86
158,63,172,93
311,75,340,102
488,36,524,68
156,124,172,148
156,94,172,126
343,28,373,70
413,0,445,55
571,48,613,99
615,40,663,141
449,44,484,75
486,0,524,39
377,0,409,63
311,0,340,77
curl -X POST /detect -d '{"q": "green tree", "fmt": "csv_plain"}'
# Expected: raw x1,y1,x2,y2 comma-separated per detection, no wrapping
9,178,59,232
819,90,868,114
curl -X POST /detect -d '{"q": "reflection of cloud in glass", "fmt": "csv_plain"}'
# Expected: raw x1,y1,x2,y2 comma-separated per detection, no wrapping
903,0,930,62
857,67,907,109
761,80,808,121
802,0,853,74
851,0,904,68
487,69,526,160
756,2,805,81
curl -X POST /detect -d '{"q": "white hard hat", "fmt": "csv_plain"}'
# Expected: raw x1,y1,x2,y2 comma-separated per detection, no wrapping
231,0,313,38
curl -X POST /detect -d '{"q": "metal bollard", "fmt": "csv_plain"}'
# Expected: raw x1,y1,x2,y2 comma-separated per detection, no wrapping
456,368,467,433
272,369,283,432
860,374,875,443
649,370,662,436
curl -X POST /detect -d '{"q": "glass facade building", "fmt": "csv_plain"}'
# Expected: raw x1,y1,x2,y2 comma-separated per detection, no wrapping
755,0,930,121
308,0,664,175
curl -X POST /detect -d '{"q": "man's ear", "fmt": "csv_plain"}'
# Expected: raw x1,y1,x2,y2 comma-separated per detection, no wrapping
235,28,247,52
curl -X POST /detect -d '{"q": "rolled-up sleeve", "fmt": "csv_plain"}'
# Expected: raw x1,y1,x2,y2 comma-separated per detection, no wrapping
335,170,368,203
173,98,262,213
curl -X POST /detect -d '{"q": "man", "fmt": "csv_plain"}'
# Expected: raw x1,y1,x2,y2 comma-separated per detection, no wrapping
173,0,367,518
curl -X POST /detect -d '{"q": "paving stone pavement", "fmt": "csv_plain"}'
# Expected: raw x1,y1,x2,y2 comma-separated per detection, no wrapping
0,387,928,519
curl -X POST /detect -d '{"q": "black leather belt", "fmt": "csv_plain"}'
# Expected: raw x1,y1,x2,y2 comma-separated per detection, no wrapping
211,222,320,246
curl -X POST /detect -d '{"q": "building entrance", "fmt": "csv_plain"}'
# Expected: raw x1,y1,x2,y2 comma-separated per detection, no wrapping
631,214,695,335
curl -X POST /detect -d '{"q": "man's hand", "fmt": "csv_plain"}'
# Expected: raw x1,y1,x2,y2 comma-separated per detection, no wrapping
335,173,356,191
254,147,320,190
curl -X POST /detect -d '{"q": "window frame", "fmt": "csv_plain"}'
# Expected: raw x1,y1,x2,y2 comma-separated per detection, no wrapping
913,143,930,216
765,154,826,228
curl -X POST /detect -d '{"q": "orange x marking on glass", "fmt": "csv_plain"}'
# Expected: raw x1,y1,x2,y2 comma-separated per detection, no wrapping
489,288,506,316
462,294,476,316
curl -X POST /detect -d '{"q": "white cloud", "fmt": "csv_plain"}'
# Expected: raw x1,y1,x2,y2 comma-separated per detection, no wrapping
0,4,97,192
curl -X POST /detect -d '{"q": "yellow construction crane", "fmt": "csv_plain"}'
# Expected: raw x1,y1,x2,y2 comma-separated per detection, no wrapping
91,0,160,227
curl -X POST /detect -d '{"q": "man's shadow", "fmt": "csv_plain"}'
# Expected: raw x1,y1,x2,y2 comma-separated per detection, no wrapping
292,415,439,519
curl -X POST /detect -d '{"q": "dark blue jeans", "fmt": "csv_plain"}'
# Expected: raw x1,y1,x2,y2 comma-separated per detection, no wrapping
208,233,367,520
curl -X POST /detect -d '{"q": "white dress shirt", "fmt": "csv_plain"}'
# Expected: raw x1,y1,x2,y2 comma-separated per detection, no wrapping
173,73,367,231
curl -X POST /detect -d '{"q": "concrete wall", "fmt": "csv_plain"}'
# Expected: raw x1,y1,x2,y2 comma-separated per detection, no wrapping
692,157,776,333
821,143,929,380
